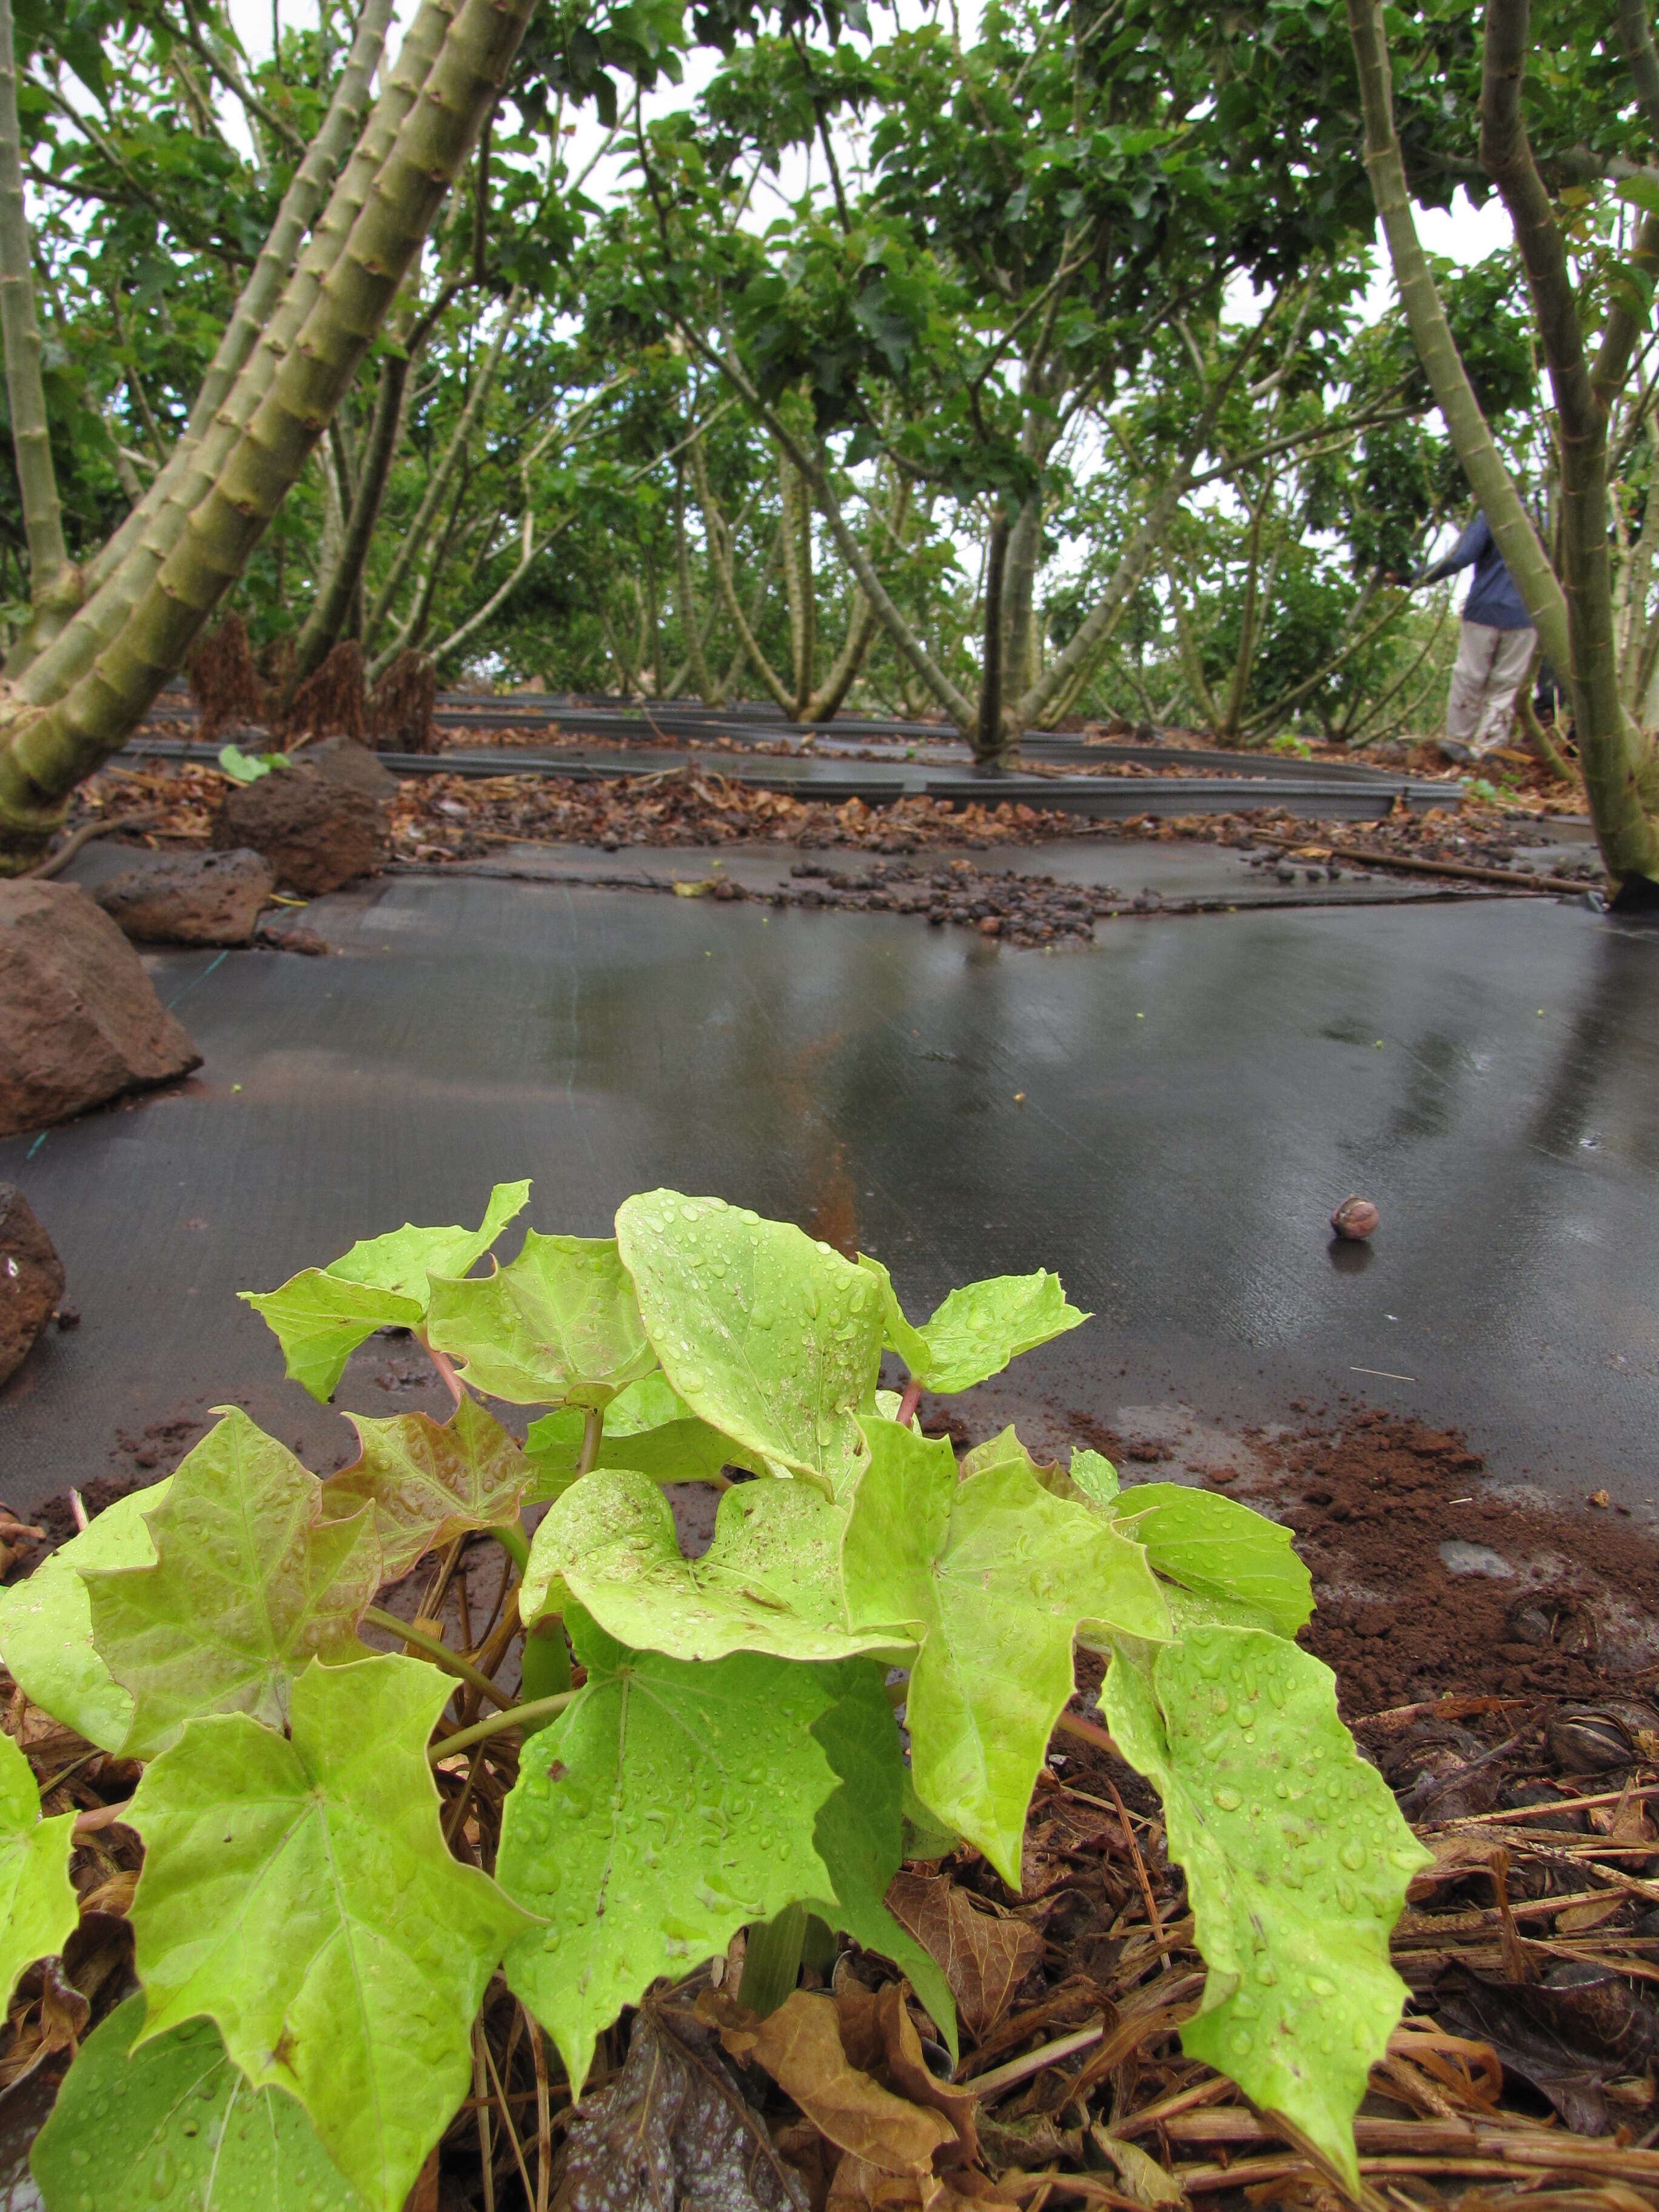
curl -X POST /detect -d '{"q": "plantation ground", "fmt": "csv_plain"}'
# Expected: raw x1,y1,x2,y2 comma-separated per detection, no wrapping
3,861,1654,1526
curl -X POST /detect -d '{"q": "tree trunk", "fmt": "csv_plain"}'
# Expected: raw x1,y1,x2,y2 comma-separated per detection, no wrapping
674,460,718,703
363,286,523,649
0,0,75,647
15,0,407,705
777,446,816,717
1346,0,1569,666
1000,492,1042,705
0,0,537,866
975,506,1011,767
800,475,909,722
1478,0,1659,882
690,433,795,713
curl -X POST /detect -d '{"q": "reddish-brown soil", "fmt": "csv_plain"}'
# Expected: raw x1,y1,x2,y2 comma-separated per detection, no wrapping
1064,1406,1659,1719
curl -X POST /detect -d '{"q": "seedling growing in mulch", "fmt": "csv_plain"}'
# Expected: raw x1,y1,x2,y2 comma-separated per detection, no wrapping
3,1184,1426,2210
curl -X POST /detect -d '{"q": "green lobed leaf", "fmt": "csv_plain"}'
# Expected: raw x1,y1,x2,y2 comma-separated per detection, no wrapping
243,1181,531,1402
322,1394,532,1579
0,1730,78,2011
32,1995,369,2212
498,1607,840,2095
521,1465,907,1663
602,1372,689,1434
842,1418,1169,1886
240,1272,423,1406
1070,1447,1119,1505
1104,1627,1430,2187
1107,1484,1312,1638
615,1191,883,1496
426,1232,655,1407
803,1660,958,2060
129,1654,531,2212
860,1258,1087,1393
600,1417,765,1485
911,1271,1089,1394
855,1253,933,1375
329,1180,531,1299
0,1480,170,1751
84,1410,382,1759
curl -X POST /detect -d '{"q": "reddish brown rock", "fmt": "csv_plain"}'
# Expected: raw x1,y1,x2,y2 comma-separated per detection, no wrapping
95,848,275,946
289,734,400,800
212,765,387,893
0,882,201,1137
0,1183,65,1385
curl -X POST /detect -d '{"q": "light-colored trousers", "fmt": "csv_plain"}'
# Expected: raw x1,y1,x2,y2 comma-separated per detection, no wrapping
1446,620,1537,751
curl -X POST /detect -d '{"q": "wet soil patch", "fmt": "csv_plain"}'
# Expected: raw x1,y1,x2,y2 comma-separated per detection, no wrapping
1060,1406,1659,1721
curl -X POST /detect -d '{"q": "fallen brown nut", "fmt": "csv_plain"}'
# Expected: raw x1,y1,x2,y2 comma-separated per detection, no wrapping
1330,1195,1380,1239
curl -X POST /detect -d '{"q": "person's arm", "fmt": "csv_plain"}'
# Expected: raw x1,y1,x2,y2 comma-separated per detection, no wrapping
1412,510,1489,588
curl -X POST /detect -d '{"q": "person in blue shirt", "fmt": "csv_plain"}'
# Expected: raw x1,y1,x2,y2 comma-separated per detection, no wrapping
1406,509,1537,764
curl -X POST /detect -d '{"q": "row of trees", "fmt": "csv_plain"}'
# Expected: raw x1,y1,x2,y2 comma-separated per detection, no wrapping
0,0,1657,883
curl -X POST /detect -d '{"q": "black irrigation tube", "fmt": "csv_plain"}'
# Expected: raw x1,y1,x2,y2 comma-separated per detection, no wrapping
122,735,1455,823
139,691,1455,786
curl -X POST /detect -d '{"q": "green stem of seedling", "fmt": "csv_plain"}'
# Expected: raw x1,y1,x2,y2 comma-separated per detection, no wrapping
430,1690,578,1763
491,1520,531,1572
519,1615,572,1701
577,1405,603,1477
364,1606,515,1709
739,1902,809,2017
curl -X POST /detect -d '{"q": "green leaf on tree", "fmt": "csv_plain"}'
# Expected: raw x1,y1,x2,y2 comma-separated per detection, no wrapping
521,1465,907,1663
859,1259,1087,1393
842,1418,1168,1885
129,1654,531,2212
244,1181,531,1401
1107,1484,1312,1637
32,1996,369,2212
426,1232,655,1407
322,1394,532,1578
84,1410,381,1758
0,1480,170,1751
498,1607,840,2095
0,1730,77,2011
616,1191,883,1495
1104,1627,1429,2187
802,1659,959,2059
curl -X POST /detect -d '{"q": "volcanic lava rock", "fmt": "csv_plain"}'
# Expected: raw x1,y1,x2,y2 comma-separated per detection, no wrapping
212,765,387,893
288,734,400,800
95,847,275,946
0,1183,65,1384
0,881,200,1136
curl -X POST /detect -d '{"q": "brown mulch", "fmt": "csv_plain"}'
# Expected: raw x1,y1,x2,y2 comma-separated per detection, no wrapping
65,752,1597,896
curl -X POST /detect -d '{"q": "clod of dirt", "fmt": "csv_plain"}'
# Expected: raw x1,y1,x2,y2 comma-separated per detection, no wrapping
255,920,330,956
0,1184,65,1386
93,847,275,947
1330,1195,1379,1239
0,882,201,1137
1234,1412,1659,1716
212,767,388,894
